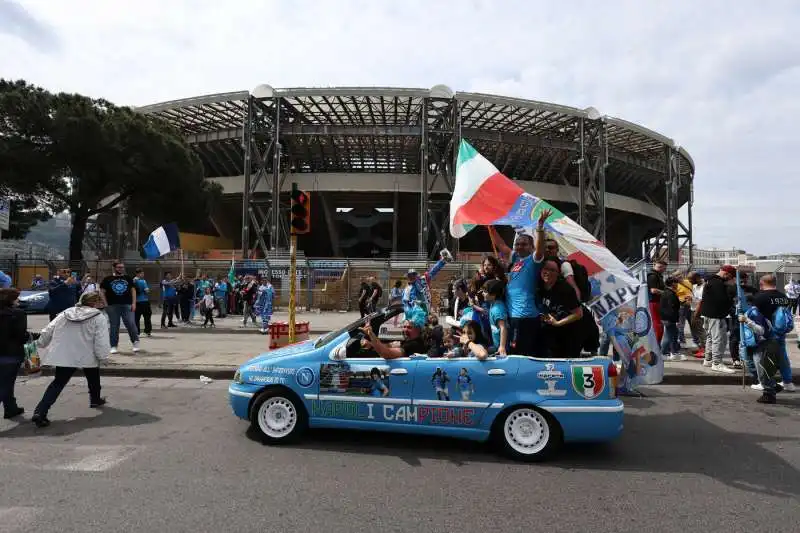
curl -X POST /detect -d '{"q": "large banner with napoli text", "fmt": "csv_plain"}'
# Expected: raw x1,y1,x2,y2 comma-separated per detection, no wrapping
450,140,663,390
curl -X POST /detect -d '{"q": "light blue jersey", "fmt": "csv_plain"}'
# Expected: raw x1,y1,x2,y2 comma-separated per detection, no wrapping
505,253,542,318
489,300,509,350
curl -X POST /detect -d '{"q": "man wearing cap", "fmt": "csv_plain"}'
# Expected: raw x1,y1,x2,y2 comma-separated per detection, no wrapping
487,209,550,357
402,249,453,318
694,265,737,374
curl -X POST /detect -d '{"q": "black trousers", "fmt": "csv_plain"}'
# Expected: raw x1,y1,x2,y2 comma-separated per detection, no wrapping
161,297,177,327
508,316,544,357
35,366,101,416
179,297,192,322
0,362,21,414
135,301,152,335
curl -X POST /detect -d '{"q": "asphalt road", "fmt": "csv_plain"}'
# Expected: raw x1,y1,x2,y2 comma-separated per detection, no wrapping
1,377,799,533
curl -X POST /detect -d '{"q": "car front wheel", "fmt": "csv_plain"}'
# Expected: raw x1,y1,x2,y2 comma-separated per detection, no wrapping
495,406,562,462
250,389,307,444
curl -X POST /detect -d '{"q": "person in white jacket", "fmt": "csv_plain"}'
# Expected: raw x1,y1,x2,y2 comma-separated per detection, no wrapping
31,291,111,428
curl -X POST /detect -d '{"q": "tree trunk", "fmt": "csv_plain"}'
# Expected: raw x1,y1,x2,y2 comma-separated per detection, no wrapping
68,211,87,263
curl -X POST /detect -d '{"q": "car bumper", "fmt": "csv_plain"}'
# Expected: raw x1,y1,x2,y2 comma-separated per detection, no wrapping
538,399,624,442
228,383,261,420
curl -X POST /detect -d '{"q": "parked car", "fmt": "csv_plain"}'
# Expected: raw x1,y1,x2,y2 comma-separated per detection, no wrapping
17,290,49,314
229,305,623,462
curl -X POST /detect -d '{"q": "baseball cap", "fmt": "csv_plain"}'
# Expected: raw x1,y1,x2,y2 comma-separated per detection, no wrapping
720,265,737,277
407,269,418,276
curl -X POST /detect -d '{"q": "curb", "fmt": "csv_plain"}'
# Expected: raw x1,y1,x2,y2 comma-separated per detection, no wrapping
37,366,799,385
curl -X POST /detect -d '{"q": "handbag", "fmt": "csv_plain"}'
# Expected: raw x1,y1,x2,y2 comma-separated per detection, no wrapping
23,333,41,375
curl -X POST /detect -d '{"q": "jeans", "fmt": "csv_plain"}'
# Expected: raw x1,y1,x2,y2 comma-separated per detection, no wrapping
703,317,727,365
661,321,680,355
216,297,227,317
161,297,177,327
746,340,781,395
508,316,544,357
35,366,101,416
242,302,257,325
202,308,215,326
689,311,705,346
179,297,192,323
106,304,139,348
777,339,793,383
0,362,21,414
135,301,152,335
677,304,691,344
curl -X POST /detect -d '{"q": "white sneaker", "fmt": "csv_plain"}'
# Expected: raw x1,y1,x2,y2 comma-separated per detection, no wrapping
711,363,735,374
702,360,713,367
132,342,140,353
751,383,764,391
670,353,689,362
110,347,118,355
782,382,796,392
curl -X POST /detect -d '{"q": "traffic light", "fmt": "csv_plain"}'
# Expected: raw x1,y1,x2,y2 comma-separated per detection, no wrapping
290,184,311,235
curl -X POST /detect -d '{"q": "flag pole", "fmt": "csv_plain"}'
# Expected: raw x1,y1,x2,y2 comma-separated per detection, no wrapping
179,249,185,278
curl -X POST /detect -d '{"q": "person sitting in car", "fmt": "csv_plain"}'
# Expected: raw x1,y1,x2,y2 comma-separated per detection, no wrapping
458,320,490,360
360,308,429,360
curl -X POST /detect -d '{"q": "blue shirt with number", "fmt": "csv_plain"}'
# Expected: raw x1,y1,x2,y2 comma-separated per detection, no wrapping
505,253,542,318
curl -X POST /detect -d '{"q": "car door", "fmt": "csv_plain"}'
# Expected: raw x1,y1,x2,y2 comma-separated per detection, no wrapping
311,356,417,424
412,356,519,428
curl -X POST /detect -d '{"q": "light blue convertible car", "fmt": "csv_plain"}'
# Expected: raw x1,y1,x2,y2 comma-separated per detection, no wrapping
229,305,623,462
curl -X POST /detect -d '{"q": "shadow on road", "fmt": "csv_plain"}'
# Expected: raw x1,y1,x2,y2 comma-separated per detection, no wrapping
246,401,800,499
0,407,161,438
552,409,800,499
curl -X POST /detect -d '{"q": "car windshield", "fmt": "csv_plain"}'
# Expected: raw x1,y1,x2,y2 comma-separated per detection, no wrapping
314,305,403,349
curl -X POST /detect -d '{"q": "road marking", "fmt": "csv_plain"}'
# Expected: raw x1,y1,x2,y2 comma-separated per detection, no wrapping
0,507,42,531
0,444,141,473
46,445,141,472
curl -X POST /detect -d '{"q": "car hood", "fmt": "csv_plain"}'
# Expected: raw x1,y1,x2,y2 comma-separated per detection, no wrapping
241,339,317,368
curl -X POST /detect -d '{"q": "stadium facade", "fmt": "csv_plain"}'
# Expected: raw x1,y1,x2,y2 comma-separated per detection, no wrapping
137,85,694,262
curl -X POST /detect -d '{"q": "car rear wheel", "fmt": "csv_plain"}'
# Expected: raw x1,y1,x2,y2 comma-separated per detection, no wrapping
495,406,561,462
250,389,307,444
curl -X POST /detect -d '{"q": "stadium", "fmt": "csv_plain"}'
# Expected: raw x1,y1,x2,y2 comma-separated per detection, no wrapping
138,84,694,261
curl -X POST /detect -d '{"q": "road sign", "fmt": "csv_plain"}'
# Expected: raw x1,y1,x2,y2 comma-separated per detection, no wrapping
0,197,10,232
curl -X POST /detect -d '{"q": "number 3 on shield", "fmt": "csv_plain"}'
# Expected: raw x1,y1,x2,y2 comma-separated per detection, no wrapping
583,371,595,389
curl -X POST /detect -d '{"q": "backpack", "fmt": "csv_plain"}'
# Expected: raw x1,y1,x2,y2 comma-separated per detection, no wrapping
569,260,592,303
771,306,794,337
742,307,769,348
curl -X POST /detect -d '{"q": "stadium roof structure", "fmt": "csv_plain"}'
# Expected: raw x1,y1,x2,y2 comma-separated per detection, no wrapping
138,85,694,261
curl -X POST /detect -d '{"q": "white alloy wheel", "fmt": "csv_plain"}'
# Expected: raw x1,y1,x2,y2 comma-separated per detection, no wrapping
257,396,298,440
498,407,560,461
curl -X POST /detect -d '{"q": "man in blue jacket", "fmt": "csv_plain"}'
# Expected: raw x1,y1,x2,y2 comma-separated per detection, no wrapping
47,270,78,320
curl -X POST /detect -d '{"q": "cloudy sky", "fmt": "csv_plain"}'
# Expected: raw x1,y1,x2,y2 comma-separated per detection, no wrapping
2,0,797,254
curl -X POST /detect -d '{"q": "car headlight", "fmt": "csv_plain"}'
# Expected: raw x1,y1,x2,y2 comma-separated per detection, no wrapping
233,370,243,384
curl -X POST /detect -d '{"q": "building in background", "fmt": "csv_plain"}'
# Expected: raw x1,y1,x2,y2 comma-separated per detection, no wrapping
137,85,694,261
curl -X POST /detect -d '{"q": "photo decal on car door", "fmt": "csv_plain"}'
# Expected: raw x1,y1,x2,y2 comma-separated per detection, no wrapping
320,363,391,397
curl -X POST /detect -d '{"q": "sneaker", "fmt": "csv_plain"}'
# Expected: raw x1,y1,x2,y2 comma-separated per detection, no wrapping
751,383,764,391
732,360,743,369
110,347,118,355
90,398,106,408
693,348,705,359
711,363,736,374
756,394,776,404
670,353,689,362
782,382,796,392
132,342,140,353
440,248,453,262
702,360,713,367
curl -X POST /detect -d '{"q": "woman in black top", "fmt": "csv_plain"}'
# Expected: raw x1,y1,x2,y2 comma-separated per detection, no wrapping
537,257,585,358
0,288,28,419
